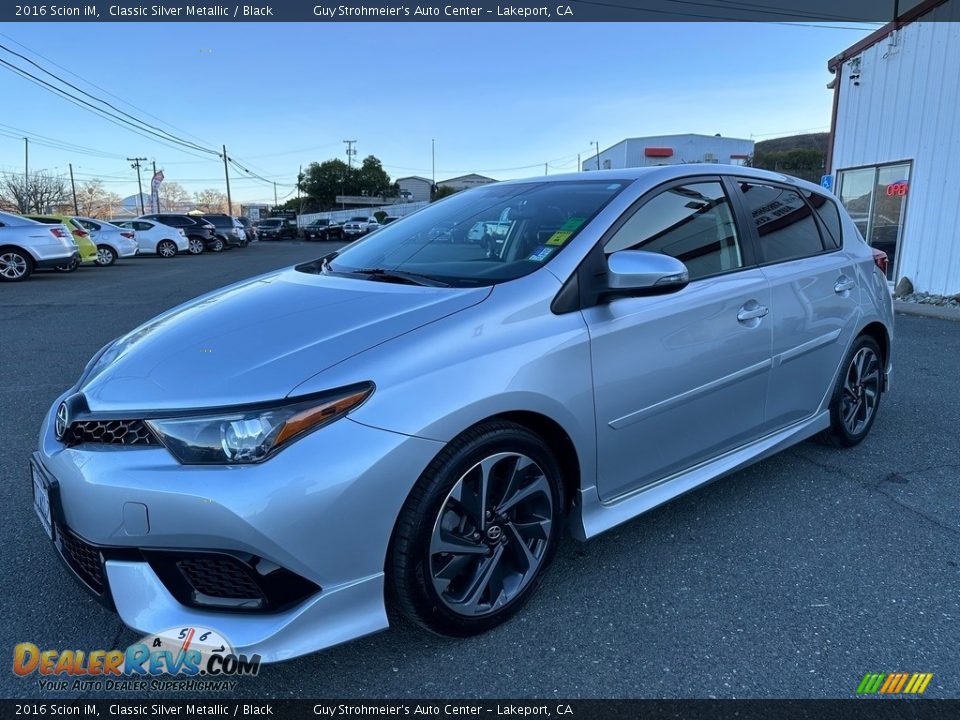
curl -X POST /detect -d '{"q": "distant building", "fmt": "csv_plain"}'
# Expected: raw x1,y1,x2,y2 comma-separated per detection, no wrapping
826,0,960,294
396,176,433,203
437,174,496,192
582,134,754,171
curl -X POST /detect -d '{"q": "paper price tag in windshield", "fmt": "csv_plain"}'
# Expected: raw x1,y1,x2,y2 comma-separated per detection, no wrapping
528,246,554,262
560,217,586,232
545,231,572,246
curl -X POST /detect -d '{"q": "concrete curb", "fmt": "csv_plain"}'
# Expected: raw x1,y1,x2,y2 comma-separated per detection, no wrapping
894,301,960,322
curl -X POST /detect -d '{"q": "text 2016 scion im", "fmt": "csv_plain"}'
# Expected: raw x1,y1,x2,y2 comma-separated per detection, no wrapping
33,166,893,662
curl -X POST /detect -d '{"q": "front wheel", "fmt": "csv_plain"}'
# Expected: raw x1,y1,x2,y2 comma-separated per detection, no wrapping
96,245,118,266
389,421,564,637
187,237,204,255
211,238,224,252
157,240,178,258
0,249,33,281
819,334,884,447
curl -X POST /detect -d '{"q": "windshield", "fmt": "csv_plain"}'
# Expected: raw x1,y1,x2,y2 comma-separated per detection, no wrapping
260,219,282,227
326,180,625,287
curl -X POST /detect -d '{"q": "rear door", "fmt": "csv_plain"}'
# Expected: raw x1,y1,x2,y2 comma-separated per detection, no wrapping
583,177,773,500
731,180,861,431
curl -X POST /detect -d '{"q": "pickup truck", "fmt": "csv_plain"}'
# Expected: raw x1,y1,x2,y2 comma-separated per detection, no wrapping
341,216,380,238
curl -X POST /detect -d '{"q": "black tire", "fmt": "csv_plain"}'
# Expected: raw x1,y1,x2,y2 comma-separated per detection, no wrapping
95,245,118,267
0,247,33,282
818,334,884,447
157,240,178,258
54,258,79,273
187,237,205,255
389,420,565,638
211,238,224,252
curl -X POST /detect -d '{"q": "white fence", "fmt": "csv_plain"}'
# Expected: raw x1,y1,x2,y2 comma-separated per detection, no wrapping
298,201,429,227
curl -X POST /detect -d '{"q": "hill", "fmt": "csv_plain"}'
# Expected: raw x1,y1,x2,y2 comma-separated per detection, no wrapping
749,132,829,183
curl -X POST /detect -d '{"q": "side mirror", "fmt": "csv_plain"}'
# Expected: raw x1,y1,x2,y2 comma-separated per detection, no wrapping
606,250,689,296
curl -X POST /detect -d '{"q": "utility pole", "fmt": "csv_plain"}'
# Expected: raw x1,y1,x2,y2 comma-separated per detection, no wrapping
69,163,78,214
545,163,548,176
152,160,160,212
24,137,28,183
593,141,601,170
273,181,278,208
128,157,147,214
431,138,436,189
577,153,581,172
343,139,357,171
221,145,233,216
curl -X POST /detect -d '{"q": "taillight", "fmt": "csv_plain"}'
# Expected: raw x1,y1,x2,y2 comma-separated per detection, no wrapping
872,249,889,276
74,229,89,238
121,231,134,239
49,227,68,239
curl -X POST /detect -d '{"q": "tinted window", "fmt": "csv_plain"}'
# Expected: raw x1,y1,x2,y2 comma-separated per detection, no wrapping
739,183,824,263
805,191,842,249
605,182,743,281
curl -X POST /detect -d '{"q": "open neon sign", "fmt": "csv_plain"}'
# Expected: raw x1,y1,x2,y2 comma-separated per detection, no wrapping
886,181,909,196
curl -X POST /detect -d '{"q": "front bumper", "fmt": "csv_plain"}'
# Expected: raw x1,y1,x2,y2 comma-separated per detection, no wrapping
35,394,443,662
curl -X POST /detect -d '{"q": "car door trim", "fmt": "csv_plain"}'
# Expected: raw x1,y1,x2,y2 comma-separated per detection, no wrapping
772,328,842,368
608,356,773,430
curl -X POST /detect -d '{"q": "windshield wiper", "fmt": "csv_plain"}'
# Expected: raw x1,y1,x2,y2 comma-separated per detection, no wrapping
348,267,450,287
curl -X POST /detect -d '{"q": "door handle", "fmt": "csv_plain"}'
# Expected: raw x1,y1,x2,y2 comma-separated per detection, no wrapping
835,277,856,293
737,303,769,322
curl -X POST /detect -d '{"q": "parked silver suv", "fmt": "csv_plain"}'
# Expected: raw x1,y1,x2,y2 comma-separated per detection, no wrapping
33,166,893,662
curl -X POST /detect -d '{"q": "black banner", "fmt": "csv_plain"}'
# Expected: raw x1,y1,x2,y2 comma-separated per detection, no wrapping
2,700,960,720
0,0,953,23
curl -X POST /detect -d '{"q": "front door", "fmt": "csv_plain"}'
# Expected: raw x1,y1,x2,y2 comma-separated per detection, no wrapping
583,179,773,501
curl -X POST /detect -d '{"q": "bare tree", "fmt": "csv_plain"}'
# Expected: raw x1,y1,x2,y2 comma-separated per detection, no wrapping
0,171,69,213
193,188,228,213
158,181,190,212
76,179,112,217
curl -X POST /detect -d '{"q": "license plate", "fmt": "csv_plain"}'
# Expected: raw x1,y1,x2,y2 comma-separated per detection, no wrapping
32,464,54,541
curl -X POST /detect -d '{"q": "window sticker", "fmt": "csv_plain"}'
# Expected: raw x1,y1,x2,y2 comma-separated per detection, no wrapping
545,231,572,246
559,216,586,232
528,245,554,262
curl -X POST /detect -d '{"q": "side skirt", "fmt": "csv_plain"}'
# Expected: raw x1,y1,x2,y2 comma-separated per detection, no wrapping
571,410,831,541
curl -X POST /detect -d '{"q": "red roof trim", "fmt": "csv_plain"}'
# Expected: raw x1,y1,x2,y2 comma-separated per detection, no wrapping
645,147,673,157
730,153,749,159
827,0,950,71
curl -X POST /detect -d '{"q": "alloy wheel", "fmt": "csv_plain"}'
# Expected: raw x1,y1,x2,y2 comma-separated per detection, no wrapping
188,238,203,255
96,247,116,266
429,452,554,617
0,251,28,280
158,240,177,258
841,347,881,435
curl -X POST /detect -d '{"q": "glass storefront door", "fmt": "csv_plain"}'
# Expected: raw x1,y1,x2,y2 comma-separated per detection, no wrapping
837,161,911,281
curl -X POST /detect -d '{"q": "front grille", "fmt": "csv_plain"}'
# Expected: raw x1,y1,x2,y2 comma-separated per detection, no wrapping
66,419,159,446
177,557,266,602
60,530,105,593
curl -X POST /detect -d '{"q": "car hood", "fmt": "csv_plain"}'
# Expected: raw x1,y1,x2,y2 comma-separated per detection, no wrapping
79,267,491,412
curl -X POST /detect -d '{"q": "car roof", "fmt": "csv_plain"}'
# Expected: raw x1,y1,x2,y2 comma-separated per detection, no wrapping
495,164,829,195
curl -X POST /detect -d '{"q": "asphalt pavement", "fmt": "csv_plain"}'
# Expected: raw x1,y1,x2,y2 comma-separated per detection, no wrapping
1,241,957,699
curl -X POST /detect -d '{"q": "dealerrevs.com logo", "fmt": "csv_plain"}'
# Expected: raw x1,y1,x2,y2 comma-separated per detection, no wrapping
13,626,260,692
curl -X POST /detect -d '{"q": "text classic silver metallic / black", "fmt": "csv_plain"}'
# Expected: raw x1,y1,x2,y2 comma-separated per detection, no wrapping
33,165,893,662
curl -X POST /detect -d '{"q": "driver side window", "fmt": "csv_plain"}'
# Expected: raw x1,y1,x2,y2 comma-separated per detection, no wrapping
605,181,743,281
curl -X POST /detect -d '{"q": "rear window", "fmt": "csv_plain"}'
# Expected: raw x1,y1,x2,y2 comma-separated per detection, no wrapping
737,182,825,264
804,191,843,249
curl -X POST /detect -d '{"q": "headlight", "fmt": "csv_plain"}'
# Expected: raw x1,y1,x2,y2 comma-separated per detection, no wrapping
145,383,373,465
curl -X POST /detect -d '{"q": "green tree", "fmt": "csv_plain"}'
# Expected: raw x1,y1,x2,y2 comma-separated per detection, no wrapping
298,155,393,211
431,184,458,201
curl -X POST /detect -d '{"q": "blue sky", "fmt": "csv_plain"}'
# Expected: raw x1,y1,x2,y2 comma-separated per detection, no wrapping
0,22,873,203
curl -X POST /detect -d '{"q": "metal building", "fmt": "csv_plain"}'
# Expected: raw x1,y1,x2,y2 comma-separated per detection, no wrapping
826,0,960,294
582,134,754,172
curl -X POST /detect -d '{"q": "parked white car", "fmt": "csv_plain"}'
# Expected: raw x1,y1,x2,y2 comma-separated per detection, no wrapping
114,219,188,258
72,217,139,266
0,211,78,282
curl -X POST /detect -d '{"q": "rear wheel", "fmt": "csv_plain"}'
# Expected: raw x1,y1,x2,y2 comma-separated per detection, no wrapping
819,334,883,447
187,237,204,255
0,249,33,282
211,238,224,252
389,421,564,637
157,240,178,258
54,258,79,273
96,245,118,266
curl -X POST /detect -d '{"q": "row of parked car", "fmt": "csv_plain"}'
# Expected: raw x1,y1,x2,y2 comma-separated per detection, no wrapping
0,211,260,282
269,214,400,242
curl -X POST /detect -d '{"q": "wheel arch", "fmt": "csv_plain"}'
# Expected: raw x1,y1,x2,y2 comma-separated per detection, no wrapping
858,320,890,371
0,243,38,262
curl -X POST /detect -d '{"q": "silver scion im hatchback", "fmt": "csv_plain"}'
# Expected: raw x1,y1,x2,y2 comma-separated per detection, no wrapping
33,166,893,662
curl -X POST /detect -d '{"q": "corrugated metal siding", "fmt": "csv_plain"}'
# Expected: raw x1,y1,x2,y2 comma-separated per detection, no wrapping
831,2,960,294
